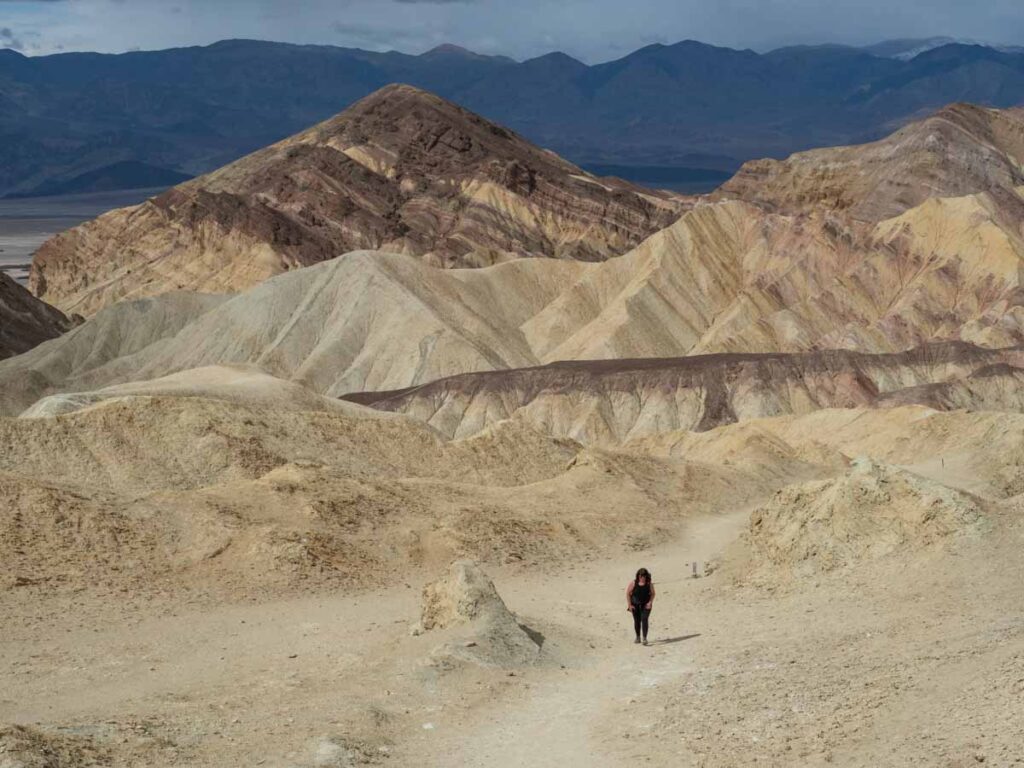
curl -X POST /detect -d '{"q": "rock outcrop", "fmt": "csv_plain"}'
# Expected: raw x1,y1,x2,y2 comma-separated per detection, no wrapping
419,560,541,668
0,272,72,360
747,459,985,577
30,84,682,316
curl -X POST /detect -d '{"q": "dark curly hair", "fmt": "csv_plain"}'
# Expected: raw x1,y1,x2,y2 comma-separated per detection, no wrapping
635,567,652,584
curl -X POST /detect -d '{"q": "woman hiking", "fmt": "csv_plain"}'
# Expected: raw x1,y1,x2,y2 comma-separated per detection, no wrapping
626,567,655,645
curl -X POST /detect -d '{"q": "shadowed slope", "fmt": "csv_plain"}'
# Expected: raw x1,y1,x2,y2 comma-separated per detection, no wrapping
0,272,72,360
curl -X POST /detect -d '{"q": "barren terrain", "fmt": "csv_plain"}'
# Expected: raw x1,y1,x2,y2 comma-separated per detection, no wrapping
2,377,1022,766
5,89,1024,768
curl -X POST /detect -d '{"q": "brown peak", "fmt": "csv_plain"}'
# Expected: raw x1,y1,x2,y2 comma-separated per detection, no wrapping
892,102,1024,164
332,83,549,154
900,101,1024,147
733,101,1010,171
351,83,452,111
930,101,996,119
180,81,586,195
914,101,1002,131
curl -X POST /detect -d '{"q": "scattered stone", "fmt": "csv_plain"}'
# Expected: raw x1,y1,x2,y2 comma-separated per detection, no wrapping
0,725,110,768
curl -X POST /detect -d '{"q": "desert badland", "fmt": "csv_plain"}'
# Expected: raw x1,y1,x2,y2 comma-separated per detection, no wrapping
2,33,1024,768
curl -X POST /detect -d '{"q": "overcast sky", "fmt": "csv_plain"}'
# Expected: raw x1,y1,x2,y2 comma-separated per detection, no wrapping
1,0,1022,62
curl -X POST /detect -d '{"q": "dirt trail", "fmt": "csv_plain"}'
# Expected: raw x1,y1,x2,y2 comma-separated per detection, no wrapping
406,510,750,768
3,501,1021,767
0,510,748,767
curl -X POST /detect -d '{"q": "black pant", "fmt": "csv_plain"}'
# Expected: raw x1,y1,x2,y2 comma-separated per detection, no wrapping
632,607,650,638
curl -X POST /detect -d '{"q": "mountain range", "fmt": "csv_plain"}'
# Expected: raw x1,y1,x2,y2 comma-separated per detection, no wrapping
11,87,1024,422
4,37,1024,196
5,45,1024,765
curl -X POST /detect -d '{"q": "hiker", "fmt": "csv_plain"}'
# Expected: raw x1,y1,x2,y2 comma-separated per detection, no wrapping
626,567,655,645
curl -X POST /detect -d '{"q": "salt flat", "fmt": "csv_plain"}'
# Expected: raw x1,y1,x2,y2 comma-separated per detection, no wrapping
0,189,164,284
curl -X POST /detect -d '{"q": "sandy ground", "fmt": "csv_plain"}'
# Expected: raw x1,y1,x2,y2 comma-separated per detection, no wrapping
2,387,1023,766
3,495,1021,767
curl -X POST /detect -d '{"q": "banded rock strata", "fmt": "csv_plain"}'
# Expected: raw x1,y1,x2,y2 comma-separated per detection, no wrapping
717,102,1024,222
9,180,1024,417
344,342,1024,444
30,84,682,316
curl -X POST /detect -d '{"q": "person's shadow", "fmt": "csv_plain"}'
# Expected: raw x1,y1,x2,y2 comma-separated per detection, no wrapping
647,633,700,646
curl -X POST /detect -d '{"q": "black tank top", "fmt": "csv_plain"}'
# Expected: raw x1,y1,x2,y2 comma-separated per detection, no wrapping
632,580,651,607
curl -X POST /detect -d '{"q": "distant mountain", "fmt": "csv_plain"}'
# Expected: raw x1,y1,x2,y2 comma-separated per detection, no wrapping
864,37,1024,60
3,38,1024,196
864,37,961,60
7,161,193,198
31,85,682,316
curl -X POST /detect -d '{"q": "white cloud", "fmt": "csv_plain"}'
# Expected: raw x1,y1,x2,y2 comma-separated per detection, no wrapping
7,0,1024,62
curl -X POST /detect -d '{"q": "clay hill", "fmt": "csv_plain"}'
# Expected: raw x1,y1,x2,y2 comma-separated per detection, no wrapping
20,100,1024,370
8,238,1024,435
10,179,1024,414
717,102,1024,221
0,272,71,360
30,84,682,316
343,343,1024,444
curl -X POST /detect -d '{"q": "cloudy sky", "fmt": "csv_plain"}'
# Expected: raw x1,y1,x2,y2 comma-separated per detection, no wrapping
1,0,1022,62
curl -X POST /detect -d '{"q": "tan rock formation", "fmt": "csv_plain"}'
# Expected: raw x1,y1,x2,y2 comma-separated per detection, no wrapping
0,374,763,593
30,84,682,316
528,190,1024,359
0,291,226,416
636,405,1024,499
419,560,541,668
746,458,985,578
18,364,372,418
